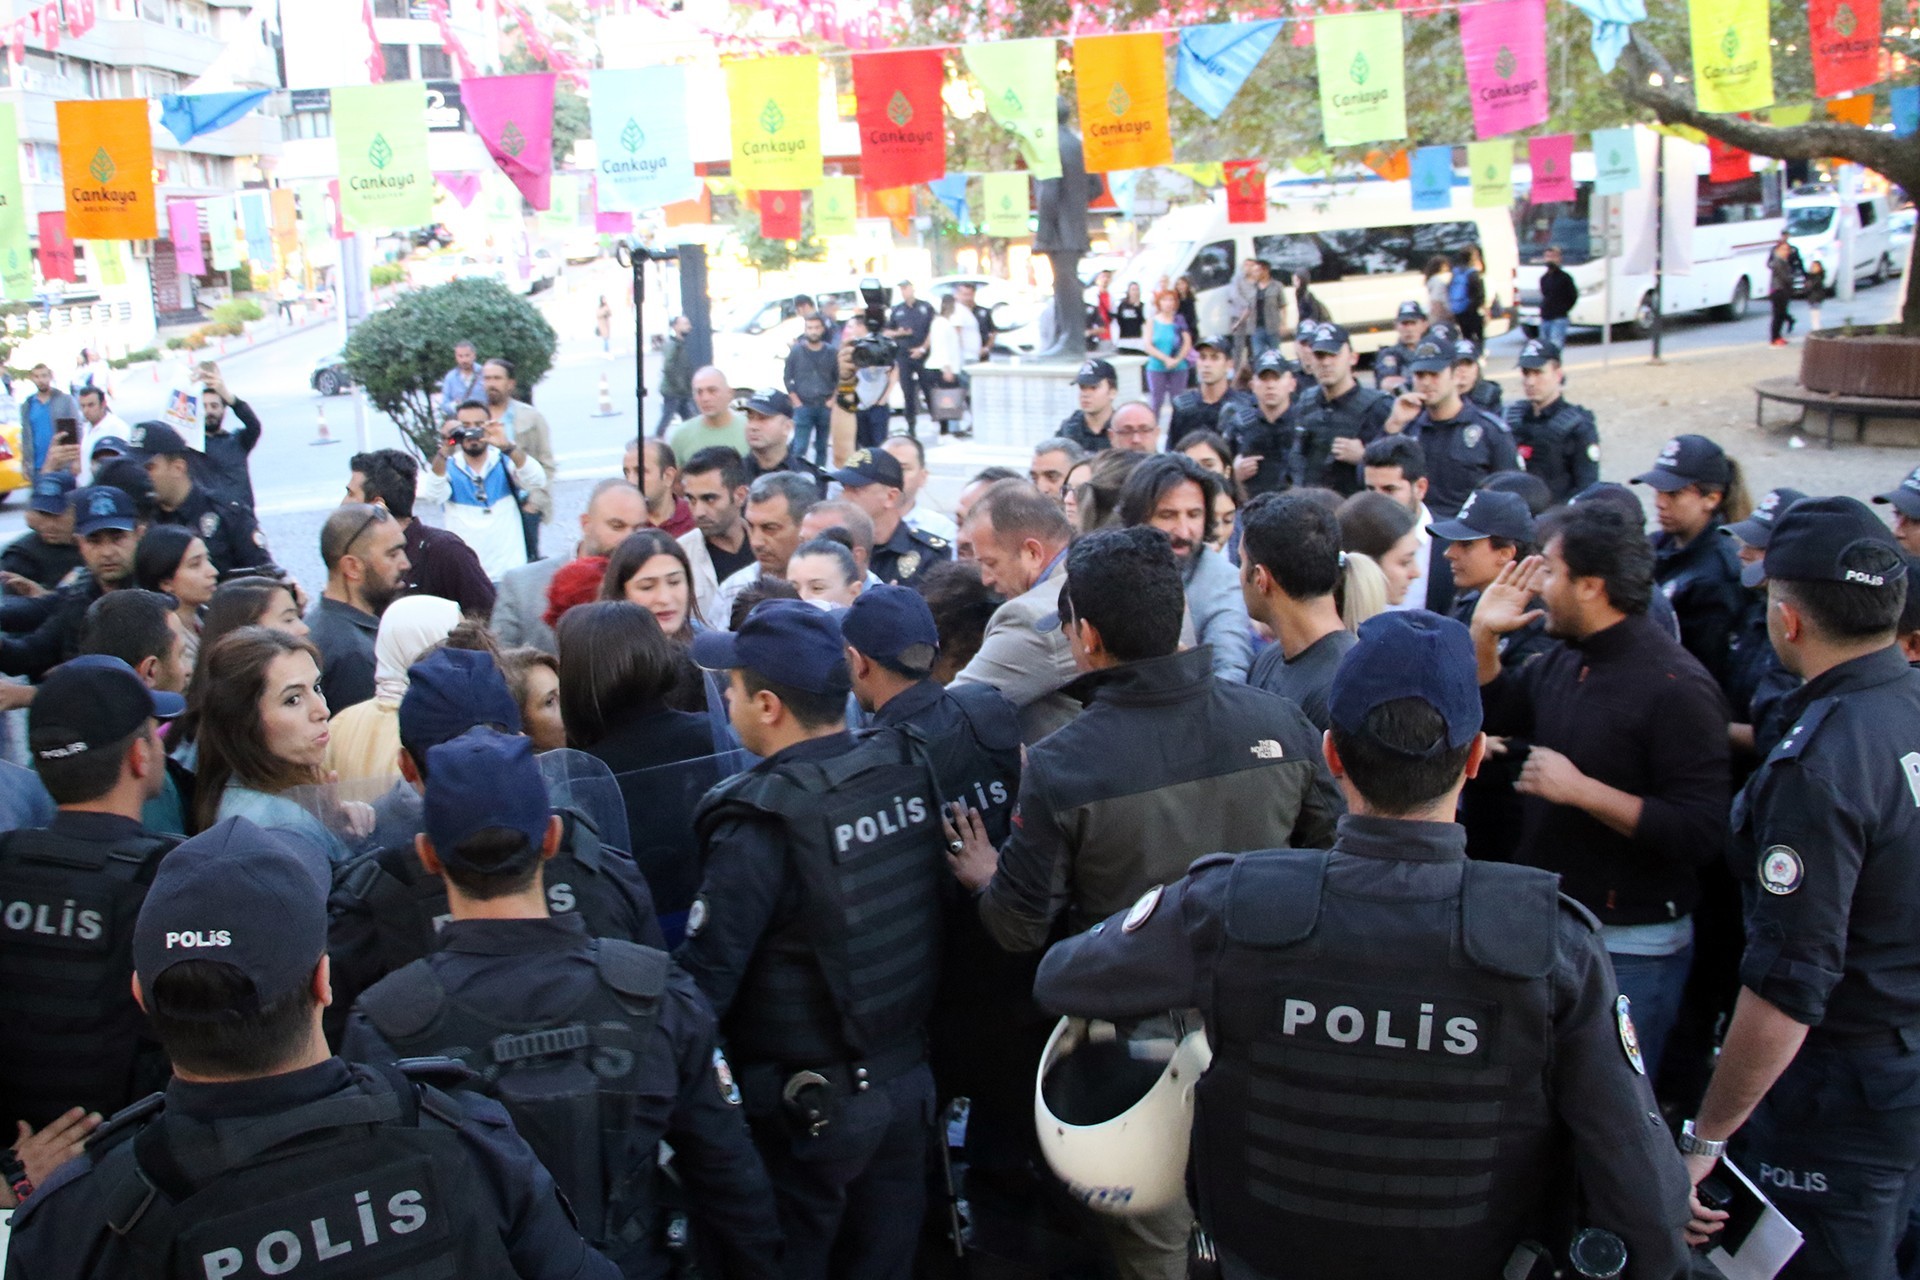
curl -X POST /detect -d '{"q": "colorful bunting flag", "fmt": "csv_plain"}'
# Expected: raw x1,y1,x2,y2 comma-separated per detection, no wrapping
1825,94,1874,127
727,56,823,189
1468,140,1512,208
1893,87,1919,137
333,84,434,232
758,190,801,240
1314,12,1407,147
1766,103,1814,126
435,171,482,208
1364,150,1410,181
927,174,970,229
1223,160,1265,223
158,90,272,145
1411,146,1454,210
1809,0,1880,99
89,240,125,287
1175,21,1283,121
1529,135,1575,202
239,190,272,261
0,104,31,300
662,186,711,227
1459,0,1548,139
541,171,579,229
1560,0,1646,73
964,40,1062,179
37,212,74,283
271,189,299,254
1706,136,1751,183
982,172,1029,237
167,199,204,276
590,68,696,212
56,99,156,239
1073,33,1173,173
1590,127,1641,195
852,50,946,189
205,196,241,270
465,73,557,210
814,176,856,237
296,183,331,250
1688,0,1774,113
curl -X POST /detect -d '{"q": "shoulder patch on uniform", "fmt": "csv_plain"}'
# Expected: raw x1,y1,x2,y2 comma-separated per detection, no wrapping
1188,851,1238,874
1122,884,1163,932
1759,845,1803,896
1616,995,1646,1075
1769,698,1836,761
923,532,949,550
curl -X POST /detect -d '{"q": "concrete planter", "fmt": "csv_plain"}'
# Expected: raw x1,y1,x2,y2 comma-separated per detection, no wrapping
1800,327,1920,400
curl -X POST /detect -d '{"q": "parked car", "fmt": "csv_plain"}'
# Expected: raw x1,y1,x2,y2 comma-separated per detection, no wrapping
0,419,28,503
925,275,1043,352
1889,207,1915,276
312,350,351,397
1786,190,1897,290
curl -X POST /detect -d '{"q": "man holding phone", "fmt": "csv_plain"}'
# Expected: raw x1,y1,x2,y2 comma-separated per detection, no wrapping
197,362,264,508
20,364,80,478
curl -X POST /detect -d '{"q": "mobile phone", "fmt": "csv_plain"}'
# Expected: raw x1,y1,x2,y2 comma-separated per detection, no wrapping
54,416,77,446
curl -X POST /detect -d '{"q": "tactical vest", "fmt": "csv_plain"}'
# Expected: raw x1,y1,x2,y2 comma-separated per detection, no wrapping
694,729,944,1068
1197,852,1564,1280
918,684,1022,846
0,826,177,1127
86,1061,516,1280
355,939,669,1254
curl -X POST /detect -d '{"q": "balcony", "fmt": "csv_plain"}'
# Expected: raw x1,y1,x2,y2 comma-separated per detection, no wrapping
59,17,225,78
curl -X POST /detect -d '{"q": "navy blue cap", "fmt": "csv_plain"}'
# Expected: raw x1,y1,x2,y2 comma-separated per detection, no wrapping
1756,495,1905,591
133,817,329,1011
691,598,852,695
742,389,791,419
71,484,137,536
130,421,192,457
1074,358,1118,386
1425,320,1459,346
1517,338,1562,369
1194,334,1233,354
1253,349,1299,376
1329,611,1483,751
29,468,74,514
1375,350,1404,375
424,728,553,866
1872,465,1920,520
1428,489,1535,543
1306,324,1352,354
1407,341,1452,374
1450,339,1480,364
399,648,522,758
89,434,130,459
830,446,905,490
1396,300,1427,322
1723,487,1807,551
1632,434,1732,492
30,654,184,765
842,584,939,672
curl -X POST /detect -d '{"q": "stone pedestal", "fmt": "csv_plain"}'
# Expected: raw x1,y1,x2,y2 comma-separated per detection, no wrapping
964,354,1150,448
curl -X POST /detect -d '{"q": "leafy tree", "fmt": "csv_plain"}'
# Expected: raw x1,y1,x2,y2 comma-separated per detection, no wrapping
343,278,558,460
727,198,829,274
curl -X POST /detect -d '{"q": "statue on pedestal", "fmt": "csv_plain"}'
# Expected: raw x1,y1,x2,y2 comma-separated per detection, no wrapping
1032,97,1093,360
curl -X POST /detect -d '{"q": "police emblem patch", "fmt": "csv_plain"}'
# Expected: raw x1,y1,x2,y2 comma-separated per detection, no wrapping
897,551,921,580
1759,845,1803,896
199,512,220,538
1586,444,1601,462
713,1048,741,1105
1462,425,1483,449
1122,884,1163,932
1616,995,1645,1075
686,897,708,937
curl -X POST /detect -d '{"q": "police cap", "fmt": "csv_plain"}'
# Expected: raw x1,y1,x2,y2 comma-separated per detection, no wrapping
1406,342,1452,374
1722,487,1807,551
1253,349,1300,377
1517,338,1562,369
28,468,74,515
830,447,905,491
1450,339,1480,365
131,421,193,458
1754,495,1906,592
1396,300,1427,322
842,584,939,675
1329,611,1482,752
1631,434,1732,493
1193,334,1234,355
400,648,523,758
31,654,185,765
424,728,554,870
692,598,852,696
741,388,791,419
1307,325,1353,354
1074,358,1118,387
1871,464,1920,520
71,484,137,536
1427,489,1535,544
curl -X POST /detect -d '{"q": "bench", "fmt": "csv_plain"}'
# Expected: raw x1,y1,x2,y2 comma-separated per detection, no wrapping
1753,375,1920,448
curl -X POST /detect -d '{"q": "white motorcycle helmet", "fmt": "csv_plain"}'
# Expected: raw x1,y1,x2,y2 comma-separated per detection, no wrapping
1034,1014,1212,1217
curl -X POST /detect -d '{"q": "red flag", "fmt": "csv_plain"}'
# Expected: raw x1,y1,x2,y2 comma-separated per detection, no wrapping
328,179,347,240
37,211,74,282
40,3,58,50
361,0,384,83
66,0,95,39
851,49,946,189
425,0,479,80
1809,0,1880,99
1707,137,1751,184
1528,134,1576,203
1224,160,1265,224
759,190,801,240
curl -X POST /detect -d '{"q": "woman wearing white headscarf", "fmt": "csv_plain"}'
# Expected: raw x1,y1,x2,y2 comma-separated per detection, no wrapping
322,595,461,788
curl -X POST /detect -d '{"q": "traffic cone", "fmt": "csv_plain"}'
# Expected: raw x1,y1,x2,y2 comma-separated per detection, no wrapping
592,373,617,418
311,404,339,446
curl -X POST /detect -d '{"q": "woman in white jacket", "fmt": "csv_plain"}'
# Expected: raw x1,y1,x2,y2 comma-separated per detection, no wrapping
924,294,968,435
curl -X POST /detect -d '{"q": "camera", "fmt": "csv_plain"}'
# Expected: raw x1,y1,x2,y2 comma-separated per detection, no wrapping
448,425,487,445
848,277,898,369
847,334,898,368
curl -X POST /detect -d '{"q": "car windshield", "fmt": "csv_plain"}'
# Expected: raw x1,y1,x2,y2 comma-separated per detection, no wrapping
1786,206,1835,237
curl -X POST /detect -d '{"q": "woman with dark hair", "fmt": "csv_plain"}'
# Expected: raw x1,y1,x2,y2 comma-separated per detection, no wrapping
1337,491,1422,607
1173,428,1233,477
1173,274,1201,337
134,525,218,672
173,577,310,758
1113,281,1147,352
1074,449,1149,533
599,528,700,642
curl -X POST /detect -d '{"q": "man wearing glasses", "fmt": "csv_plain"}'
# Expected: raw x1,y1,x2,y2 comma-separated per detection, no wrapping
306,503,411,711
1108,401,1163,454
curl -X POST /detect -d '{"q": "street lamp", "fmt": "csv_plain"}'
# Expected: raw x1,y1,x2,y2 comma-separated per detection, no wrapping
614,240,678,458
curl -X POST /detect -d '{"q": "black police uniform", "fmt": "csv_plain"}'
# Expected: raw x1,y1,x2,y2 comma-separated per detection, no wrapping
3,1056,621,1280
1652,521,1747,696
0,571,106,681
743,447,827,497
151,485,278,579
1726,590,1801,756
1168,386,1253,448
345,916,784,1279
1728,645,1920,1278
1033,815,1691,1280
1221,402,1296,497
1506,397,1600,505
679,727,945,1280
0,813,178,1127
1463,374,1504,414
887,298,936,426
870,519,950,589
1057,408,1113,454
0,530,83,590
1287,382,1392,495
1405,404,1519,518
1372,344,1417,390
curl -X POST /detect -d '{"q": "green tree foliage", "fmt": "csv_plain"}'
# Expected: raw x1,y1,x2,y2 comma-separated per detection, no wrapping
728,200,828,274
343,278,558,459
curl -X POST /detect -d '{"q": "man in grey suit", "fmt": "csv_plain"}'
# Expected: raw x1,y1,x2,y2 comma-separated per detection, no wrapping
491,479,647,652
950,480,1079,744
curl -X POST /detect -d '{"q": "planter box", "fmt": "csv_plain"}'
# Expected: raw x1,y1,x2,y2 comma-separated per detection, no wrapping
1801,328,1920,400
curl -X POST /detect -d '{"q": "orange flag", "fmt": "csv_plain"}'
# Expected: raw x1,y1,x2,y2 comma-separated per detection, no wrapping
1073,33,1173,173
1825,94,1874,126
1364,149,1410,181
57,99,156,239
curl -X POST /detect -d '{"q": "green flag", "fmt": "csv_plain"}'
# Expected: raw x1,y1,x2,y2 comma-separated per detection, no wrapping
334,83,433,233
982,172,1030,238
0,105,30,300
297,182,331,249
814,176,856,237
89,240,126,287
965,40,1062,180
1314,11,1408,147
540,171,579,230
1468,140,1513,207
206,196,242,271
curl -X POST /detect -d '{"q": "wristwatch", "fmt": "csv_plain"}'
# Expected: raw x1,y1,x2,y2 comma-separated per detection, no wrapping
1678,1120,1727,1159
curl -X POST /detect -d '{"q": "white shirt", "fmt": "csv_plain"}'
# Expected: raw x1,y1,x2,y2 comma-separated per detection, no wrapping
903,501,957,545
927,312,961,374
418,446,547,581
954,308,983,363
80,412,133,465
712,561,765,630
1386,501,1435,614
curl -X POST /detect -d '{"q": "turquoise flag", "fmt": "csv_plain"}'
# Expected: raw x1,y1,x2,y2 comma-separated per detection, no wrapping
1411,145,1453,210
590,67,696,213
1176,21,1284,121
239,191,272,261
1590,127,1640,195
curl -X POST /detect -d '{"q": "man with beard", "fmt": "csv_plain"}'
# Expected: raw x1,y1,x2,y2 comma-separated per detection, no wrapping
195,364,264,508
138,423,281,580
481,359,557,558
419,399,548,580
678,447,757,623
1118,453,1253,681
305,503,411,711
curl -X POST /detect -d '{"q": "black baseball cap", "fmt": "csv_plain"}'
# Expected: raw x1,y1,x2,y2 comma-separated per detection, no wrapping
1194,334,1233,355
830,447,905,491
1632,435,1733,493
399,648,523,759
89,435,131,460
1407,341,1452,374
1756,495,1905,592
842,584,940,674
71,484,138,536
423,728,553,868
1396,300,1427,322
1872,465,1920,520
1723,487,1807,551
28,469,74,515
131,421,193,457
1451,339,1480,365
1428,489,1535,543
692,598,852,696
1425,321,1459,346
1253,350,1300,377
1306,324,1352,354
1517,338,1562,369
1073,358,1117,387
30,654,184,765
742,389,791,418
1329,611,1482,752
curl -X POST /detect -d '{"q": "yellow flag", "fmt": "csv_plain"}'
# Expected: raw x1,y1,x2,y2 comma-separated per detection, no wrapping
982,172,1030,238
728,55,823,188
57,99,156,239
1689,0,1774,113
814,176,856,237
1073,33,1173,173
1468,140,1512,207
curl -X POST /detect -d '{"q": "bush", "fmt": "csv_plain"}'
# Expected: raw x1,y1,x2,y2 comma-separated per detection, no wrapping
344,277,558,461
108,347,158,370
182,330,210,350
370,263,406,288
227,263,253,294
164,336,188,350
211,298,264,327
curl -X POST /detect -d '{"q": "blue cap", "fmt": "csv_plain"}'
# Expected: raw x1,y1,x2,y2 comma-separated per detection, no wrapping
399,648,522,759
1517,338,1562,369
29,469,74,515
1425,320,1459,346
1428,489,1536,544
1632,434,1732,492
1306,324,1352,354
133,817,329,1010
1451,339,1480,365
1253,349,1300,377
1406,341,1452,374
423,728,553,866
842,584,939,673
742,388,791,419
1756,495,1905,592
830,447,905,491
71,484,137,536
1396,300,1427,321
130,421,193,458
1723,487,1807,551
1872,465,1920,520
691,598,852,696
1329,611,1483,751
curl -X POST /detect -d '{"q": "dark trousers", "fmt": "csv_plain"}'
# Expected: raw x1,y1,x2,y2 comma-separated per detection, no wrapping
750,1064,934,1280
896,357,931,429
857,404,890,449
654,394,695,438
1457,308,1485,346
1771,294,1794,341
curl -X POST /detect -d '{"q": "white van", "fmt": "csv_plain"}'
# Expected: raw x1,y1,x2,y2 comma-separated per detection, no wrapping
1786,190,1897,289
1116,183,1518,355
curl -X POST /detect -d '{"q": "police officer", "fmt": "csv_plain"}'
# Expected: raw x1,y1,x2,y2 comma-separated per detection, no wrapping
134,422,281,579
1033,611,1691,1280
1293,324,1393,496
343,729,782,1279
1373,300,1429,392
1683,498,1920,1279
829,447,950,588
1169,335,1253,447
682,600,945,1280
4,816,620,1279
1,486,140,683
1058,358,1119,453
1452,337,1504,413
1506,340,1600,505
1870,463,1920,557
1,470,83,590
1385,341,1517,518
1631,434,1749,695
1221,350,1301,498
0,657,182,1129
1723,487,1807,757
884,280,936,436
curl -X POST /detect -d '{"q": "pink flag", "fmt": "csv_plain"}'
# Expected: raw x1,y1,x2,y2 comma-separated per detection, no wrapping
1528,135,1575,204
168,199,205,275
1458,0,1548,140
462,73,556,211
434,171,482,208
361,0,384,84
590,178,632,234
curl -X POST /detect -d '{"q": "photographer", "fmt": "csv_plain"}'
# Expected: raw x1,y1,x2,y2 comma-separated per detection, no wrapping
842,314,897,451
419,400,548,581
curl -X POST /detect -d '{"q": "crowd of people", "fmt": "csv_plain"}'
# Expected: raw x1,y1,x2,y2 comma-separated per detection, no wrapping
1,297,1919,1280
